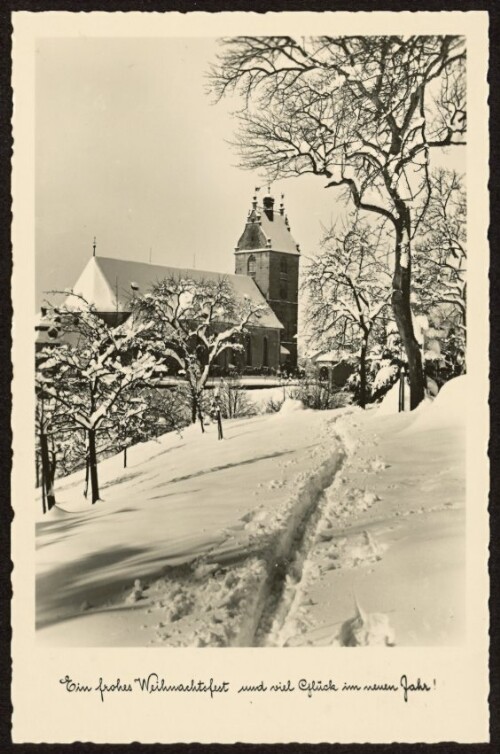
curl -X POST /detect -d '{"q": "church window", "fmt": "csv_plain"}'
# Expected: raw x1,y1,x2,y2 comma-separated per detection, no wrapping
263,336,269,368
280,257,288,298
245,334,252,366
247,255,256,277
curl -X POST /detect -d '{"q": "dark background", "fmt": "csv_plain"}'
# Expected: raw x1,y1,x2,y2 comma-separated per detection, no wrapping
0,1,497,752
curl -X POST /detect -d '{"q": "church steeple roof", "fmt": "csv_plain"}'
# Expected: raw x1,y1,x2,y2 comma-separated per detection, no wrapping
235,190,301,255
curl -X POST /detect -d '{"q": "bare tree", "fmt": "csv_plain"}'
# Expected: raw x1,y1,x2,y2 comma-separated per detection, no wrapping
103,387,186,468
214,377,257,420
305,216,392,407
413,168,466,327
36,294,161,505
135,276,265,429
210,35,466,407
35,392,63,512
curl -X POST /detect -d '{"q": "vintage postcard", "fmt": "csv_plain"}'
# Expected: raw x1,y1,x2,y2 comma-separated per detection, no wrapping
11,9,490,744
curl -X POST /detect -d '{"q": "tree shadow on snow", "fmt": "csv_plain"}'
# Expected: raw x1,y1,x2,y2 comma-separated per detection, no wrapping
36,545,149,629
157,449,294,487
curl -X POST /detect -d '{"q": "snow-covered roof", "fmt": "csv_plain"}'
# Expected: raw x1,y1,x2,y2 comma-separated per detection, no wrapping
235,200,300,256
68,256,284,330
35,309,63,346
312,351,340,363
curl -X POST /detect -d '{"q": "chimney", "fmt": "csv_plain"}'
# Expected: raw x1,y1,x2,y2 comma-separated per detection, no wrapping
263,190,275,221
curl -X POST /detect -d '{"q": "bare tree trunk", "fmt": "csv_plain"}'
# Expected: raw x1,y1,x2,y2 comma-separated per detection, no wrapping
49,450,57,489
123,446,127,468
399,368,406,412
392,225,425,409
88,428,100,504
191,383,205,433
359,339,368,409
83,453,89,498
42,481,46,514
198,403,205,433
40,432,56,511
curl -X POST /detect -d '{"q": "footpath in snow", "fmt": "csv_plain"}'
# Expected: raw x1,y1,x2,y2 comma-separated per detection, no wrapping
262,382,466,647
36,379,466,648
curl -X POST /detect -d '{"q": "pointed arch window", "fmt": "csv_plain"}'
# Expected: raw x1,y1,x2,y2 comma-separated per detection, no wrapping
280,256,288,276
247,255,256,277
245,334,252,366
263,336,269,368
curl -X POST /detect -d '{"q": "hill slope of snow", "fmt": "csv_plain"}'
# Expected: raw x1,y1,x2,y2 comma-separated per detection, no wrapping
36,385,466,648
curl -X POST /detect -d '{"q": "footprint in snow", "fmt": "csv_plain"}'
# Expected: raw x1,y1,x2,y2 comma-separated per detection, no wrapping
268,479,285,489
125,579,144,604
369,457,390,472
192,563,219,581
325,531,385,570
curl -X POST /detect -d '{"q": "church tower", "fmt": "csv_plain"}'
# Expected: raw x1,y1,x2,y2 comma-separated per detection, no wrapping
234,189,300,369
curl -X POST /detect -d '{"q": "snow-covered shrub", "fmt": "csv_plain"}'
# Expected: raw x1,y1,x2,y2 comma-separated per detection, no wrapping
212,380,257,419
138,385,190,436
370,362,399,398
422,324,465,388
289,379,350,411
264,396,285,414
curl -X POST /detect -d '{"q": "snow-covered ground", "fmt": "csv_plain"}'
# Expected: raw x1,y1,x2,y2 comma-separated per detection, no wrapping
36,380,466,648
244,385,289,411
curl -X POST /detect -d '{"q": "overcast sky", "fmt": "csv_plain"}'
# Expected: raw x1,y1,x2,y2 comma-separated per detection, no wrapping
35,37,465,309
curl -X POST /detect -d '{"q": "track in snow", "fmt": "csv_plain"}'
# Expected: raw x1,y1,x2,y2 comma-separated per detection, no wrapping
249,434,346,647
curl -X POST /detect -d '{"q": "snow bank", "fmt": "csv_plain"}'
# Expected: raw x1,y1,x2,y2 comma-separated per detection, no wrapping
278,398,305,415
406,375,467,433
244,387,286,413
378,379,411,415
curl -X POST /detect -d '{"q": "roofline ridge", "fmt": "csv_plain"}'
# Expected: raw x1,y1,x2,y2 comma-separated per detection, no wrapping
234,248,300,255
96,255,241,280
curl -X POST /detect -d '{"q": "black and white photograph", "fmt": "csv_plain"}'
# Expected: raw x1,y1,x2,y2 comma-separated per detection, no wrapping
11,8,489,745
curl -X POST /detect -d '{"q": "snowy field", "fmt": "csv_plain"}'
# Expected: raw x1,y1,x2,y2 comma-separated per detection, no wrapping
36,379,466,648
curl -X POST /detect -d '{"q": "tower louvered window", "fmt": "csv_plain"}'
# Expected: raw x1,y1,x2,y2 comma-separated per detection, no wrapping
280,256,288,298
247,255,256,277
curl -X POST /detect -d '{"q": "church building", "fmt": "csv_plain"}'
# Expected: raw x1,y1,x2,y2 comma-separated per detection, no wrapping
36,190,301,374
234,189,300,369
